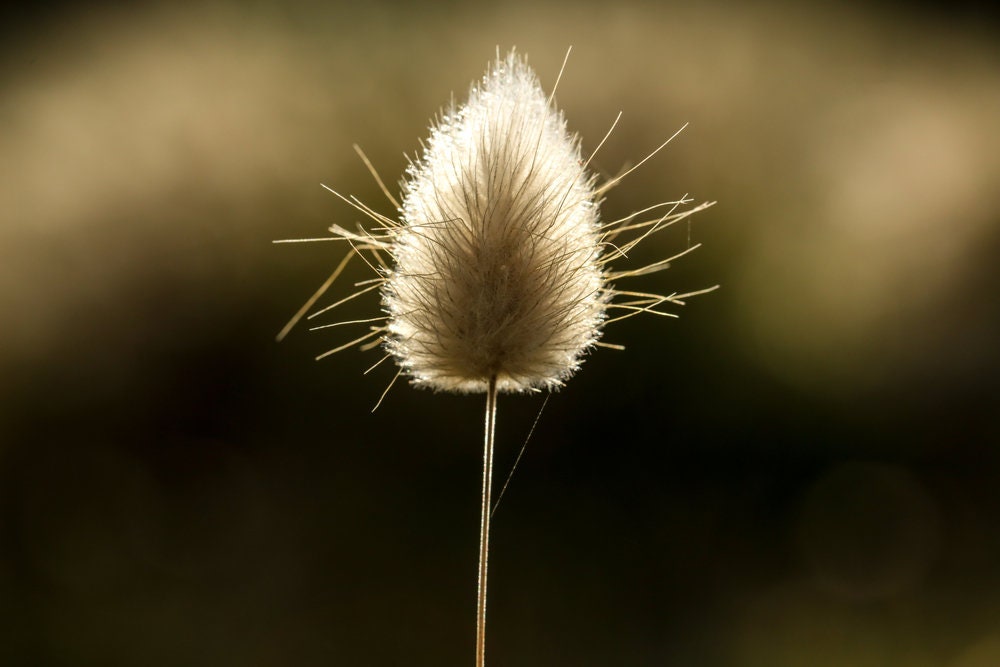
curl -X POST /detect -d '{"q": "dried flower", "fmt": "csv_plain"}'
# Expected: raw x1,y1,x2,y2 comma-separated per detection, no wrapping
278,49,713,397
276,48,714,667
384,51,606,394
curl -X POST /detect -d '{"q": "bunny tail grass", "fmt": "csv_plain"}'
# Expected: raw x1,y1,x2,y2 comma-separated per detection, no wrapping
276,48,716,667
277,50,715,395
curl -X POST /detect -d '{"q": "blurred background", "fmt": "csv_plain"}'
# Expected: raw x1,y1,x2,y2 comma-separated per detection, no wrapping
2,0,999,665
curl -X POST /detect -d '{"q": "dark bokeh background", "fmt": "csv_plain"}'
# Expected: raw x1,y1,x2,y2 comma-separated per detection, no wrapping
2,1,999,665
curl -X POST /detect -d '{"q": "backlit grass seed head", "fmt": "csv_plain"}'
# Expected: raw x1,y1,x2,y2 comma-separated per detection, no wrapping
278,49,714,398
386,52,606,393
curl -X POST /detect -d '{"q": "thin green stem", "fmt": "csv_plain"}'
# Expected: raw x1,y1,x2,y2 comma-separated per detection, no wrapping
476,376,498,667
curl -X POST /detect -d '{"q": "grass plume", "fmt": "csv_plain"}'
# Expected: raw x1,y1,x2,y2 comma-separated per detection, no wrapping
276,48,715,666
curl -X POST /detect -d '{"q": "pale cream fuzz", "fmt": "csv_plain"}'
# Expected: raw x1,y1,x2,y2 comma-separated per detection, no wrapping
384,51,606,394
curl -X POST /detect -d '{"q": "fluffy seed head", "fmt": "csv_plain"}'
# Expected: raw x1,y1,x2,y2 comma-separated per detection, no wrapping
278,49,714,398
384,51,606,394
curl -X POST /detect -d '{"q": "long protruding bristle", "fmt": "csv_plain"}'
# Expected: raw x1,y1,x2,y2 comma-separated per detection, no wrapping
275,252,353,342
